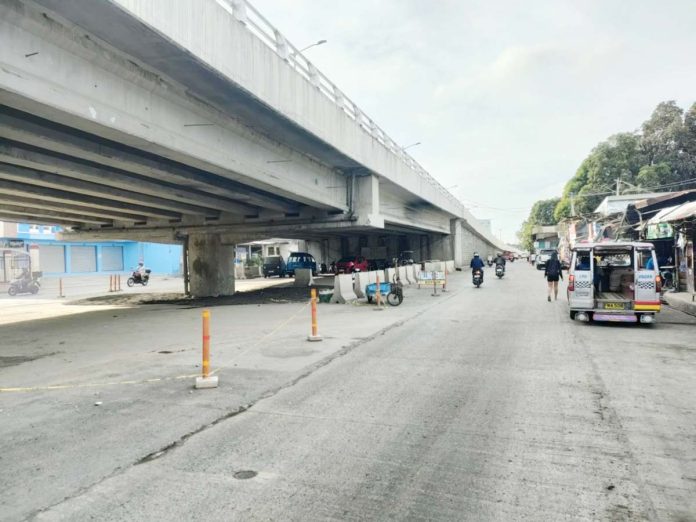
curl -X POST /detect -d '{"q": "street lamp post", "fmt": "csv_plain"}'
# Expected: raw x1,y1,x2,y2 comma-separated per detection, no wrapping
298,39,327,53
401,142,421,152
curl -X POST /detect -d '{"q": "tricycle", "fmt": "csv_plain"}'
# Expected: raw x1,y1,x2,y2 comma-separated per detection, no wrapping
365,276,403,306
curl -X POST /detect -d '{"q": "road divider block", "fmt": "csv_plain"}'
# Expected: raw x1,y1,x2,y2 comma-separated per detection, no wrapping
398,266,411,285
411,264,420,284
294,268,314,287
385,268,396,284
331,274,357,304
354,272,370,298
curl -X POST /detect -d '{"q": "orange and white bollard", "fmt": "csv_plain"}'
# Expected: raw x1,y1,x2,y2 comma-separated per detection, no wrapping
374,273,384,310
109,275,114,292
195,309,218,389
116,274,122,292
307,288,323,342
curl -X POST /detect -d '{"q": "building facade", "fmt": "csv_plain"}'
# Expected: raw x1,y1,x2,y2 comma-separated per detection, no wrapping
0,221,182,282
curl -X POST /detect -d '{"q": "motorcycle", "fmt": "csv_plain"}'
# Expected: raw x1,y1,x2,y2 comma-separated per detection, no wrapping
495,264,505,279
472,269,483,288
659,266,675,291
8,276,40,296
127,269,151,287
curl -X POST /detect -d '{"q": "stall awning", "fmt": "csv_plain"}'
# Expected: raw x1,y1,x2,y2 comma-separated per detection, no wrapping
647,201,696,224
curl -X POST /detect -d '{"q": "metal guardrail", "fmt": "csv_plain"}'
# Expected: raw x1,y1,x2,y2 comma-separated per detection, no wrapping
214,0,471,218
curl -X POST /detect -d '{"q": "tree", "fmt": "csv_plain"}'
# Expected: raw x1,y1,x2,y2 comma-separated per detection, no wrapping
518,197,560,251
528,100,696,237
640,101,684,168
555,133,644,220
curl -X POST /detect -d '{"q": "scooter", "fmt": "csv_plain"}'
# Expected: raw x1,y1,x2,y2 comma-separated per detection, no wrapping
8,276,40,296
495,264,505,279
473,269,483,288
127,269,151,287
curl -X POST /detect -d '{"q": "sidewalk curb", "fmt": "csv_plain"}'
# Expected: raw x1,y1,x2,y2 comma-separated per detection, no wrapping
664,293,696,317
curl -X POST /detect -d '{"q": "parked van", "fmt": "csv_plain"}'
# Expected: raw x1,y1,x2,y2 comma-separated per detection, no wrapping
567,242,661,324
285,252,317,277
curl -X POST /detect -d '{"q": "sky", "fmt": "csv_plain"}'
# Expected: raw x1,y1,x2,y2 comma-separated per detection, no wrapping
251,0,696,244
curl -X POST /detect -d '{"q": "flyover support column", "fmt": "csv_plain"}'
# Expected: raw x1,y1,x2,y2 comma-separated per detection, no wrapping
451,219,464,268
429,233,453,261
354,174,384,228
187,233,235,297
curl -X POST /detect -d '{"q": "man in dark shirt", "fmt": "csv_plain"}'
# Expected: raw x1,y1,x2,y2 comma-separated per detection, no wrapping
470,252,486,281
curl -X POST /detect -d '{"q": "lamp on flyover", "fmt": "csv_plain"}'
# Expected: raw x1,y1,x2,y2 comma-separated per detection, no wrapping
298,39,327,53
400,142,421,151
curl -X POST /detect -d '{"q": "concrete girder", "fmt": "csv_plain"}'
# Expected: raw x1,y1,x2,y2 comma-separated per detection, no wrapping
59,217,361,243
0,178,181,220
0,212,85,228
0,204,111,225
0,139,258,216
0,107,300,213
0,195,148,222
0,162,215,216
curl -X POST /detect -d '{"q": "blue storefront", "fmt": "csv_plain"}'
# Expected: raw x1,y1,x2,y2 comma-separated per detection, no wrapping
10,224,182,276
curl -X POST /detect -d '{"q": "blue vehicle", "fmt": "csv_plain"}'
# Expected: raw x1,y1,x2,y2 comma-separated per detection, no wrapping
285,252,317,277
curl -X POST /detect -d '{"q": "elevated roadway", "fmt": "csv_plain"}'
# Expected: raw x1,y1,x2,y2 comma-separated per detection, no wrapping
0,0,508,295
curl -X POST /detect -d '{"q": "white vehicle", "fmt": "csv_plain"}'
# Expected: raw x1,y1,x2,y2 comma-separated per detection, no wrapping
535,248,557,270
567,242,661,324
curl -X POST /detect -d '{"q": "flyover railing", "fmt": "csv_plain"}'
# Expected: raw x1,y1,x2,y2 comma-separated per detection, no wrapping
214,0,473,219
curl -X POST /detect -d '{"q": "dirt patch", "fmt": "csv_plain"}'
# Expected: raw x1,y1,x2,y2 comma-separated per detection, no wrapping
68,284,334,308
0,352,58,368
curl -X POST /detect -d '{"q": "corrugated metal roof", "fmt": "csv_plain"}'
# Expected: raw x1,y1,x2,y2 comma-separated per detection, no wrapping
647,201,696,224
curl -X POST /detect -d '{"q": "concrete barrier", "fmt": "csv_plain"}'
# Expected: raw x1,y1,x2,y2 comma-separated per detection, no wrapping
411,264,420,283
294,268,314,287
367,271,378,284
354,272,370,298
398,266,411,285
424,262,437,273
445,260,455,273
384,268,396,284
331,274,357,303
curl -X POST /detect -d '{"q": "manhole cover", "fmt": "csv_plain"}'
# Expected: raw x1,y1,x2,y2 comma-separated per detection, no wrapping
233,470,257,480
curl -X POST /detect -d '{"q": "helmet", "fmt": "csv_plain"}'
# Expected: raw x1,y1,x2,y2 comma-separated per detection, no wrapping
138,262,144,266
474,252,479,257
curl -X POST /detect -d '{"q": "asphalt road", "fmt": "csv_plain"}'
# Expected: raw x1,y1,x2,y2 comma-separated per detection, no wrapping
10,264,696,521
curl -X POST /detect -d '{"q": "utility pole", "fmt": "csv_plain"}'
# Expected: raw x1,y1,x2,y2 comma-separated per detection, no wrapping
616,178,621,196
570,192,576,217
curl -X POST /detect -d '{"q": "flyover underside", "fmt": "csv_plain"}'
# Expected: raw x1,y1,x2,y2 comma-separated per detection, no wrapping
0,0,506,296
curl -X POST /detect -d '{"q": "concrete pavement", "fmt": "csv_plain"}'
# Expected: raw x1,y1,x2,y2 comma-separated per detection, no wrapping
1,263,695,520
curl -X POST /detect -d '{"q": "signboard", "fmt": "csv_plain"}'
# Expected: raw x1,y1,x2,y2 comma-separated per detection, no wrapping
0,239,25,248
645,223,673,240
418,271,445,287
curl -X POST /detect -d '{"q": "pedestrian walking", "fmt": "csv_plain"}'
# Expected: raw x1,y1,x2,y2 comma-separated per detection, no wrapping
544,252,563,301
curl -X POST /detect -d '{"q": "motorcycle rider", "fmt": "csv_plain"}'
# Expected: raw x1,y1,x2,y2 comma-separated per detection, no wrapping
494,252,506,270
470,252,486,281
134,261,148,282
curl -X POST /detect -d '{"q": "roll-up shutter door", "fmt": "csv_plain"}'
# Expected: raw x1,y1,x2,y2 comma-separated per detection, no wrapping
70,246,96,273
101,246,123,271
39,245,66,273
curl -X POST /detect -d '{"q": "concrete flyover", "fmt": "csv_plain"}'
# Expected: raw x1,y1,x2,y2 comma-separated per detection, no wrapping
0,0,508,296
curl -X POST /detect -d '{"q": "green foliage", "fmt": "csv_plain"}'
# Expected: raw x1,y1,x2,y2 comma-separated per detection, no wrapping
517,197,560,251
530,198,560,225
553,100,696,221
520,100,696,248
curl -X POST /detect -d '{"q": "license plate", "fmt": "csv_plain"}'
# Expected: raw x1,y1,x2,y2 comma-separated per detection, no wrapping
604,302,625,310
